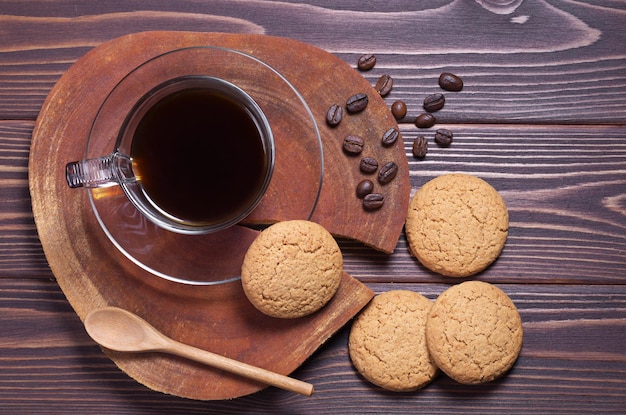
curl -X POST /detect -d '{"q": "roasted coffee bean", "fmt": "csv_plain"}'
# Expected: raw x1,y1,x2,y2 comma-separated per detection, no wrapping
423,93,445,112
343,135,365,154
381,127,400,147
375,74,393,96
363,193,384,210
346,93,369,113
356,179,374,198
439,72,463,91
326,104,343,126
434,129,453,146
378,161,398,184
415,113,437,128
359,157,378,174
357,54,376,71
412,135,428,158
391,100,407,119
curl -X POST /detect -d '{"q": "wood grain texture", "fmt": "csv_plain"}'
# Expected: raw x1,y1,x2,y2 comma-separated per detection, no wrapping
28,32,393,400
1,0,625,413
0,121,49,277
1,279,625,414
4,120,623,283
0,0,625,122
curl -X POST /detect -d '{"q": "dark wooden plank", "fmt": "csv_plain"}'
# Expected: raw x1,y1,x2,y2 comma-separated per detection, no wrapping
1,278,625,414
1,0,624,413
0,121,49,278
341,123,626,284
3,120,624,283
0,0,625,122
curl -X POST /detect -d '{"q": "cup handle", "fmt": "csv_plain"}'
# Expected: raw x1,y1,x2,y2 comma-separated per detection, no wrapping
65,153,133,189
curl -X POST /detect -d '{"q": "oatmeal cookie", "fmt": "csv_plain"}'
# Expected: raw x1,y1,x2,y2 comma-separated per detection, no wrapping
405,173,508,277
425,281,523,384
348,290,438,391
241,220,343,319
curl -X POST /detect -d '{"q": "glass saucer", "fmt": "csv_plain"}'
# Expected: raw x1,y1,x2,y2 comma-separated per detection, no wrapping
85,46,323,285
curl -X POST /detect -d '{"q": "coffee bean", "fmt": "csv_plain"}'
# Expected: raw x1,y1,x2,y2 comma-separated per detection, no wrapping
346,93,369,113
381,127,400,147
375,74,393,96
356,179,374,198
439,72,463,91
357,54,376,71
415,113,437,128
423,93,445,112
434,129,453,146
391,100,407,119
363,193,384,210
343,135,365,154
378,161,398,184
359,157,378,174
326,104,343,126
412,135,428,158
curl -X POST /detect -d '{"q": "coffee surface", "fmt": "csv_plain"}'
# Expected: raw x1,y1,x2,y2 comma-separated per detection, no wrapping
131,87,267,225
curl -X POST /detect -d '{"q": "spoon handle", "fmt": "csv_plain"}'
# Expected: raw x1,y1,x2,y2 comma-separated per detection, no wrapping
165,339,314,396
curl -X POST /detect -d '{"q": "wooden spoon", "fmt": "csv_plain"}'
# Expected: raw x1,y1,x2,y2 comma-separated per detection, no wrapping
84,306,314,396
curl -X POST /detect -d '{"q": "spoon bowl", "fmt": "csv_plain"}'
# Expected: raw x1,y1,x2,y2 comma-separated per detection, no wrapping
84,306,314,396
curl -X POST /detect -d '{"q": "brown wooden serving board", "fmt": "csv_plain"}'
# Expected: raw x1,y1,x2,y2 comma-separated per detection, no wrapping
29,31,409,400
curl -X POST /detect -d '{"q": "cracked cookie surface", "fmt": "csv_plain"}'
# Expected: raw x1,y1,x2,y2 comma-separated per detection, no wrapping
348,290,438,391
405,173,508,277
425,281,523,384
241,220,343,318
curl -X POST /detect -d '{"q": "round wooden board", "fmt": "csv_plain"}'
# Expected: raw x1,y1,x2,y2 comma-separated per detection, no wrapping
28,32,410,400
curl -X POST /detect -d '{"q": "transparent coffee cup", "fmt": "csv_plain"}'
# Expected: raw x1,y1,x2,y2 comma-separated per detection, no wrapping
66,75,275,235
63,46,322,285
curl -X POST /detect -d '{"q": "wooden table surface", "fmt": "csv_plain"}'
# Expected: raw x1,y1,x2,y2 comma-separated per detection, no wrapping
1,1,625,413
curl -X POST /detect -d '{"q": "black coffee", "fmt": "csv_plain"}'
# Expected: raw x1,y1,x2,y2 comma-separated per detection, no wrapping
131,87,267,225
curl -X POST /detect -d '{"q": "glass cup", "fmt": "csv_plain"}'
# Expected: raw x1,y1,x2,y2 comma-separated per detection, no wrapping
65,46,323,285
66,75,275,235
